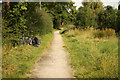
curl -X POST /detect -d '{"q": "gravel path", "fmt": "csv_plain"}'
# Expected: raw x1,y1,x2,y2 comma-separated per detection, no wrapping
31,31,73,78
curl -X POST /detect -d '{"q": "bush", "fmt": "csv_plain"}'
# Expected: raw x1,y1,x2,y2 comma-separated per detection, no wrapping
105,28,115,37
66,25,76,30
26,7,53,36
2,3,27,47
93,29,106,38
93,28,115,38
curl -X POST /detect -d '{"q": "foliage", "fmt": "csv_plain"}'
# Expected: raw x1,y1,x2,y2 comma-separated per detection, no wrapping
2,2,27,47
2,2,53,48
42,2,76,29
116,10,120,32
75,2,103,29
75,1,120,33
118,4,120,10
98,6,118,30
75,6,98,29
25,6,53,35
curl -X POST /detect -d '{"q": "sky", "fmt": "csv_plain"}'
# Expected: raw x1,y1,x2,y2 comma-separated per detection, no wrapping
72,0,120,10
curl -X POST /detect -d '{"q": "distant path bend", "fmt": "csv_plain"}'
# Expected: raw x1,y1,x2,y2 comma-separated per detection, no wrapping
31,31,73,78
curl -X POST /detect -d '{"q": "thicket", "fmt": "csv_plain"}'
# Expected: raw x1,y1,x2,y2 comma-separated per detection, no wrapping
2,2,53,48
2,2,27,48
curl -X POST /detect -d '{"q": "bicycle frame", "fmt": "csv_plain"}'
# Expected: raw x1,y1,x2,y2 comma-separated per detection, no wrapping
20,33,40,47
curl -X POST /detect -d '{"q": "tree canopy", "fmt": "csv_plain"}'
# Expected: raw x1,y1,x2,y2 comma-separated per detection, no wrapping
75,1,120,32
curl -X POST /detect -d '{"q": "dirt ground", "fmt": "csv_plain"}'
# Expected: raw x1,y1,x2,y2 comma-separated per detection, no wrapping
30,31,73,78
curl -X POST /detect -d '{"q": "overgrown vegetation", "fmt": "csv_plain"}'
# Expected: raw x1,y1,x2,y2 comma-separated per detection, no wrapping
3,33,53,78
2,2,53,48
62,25,118,78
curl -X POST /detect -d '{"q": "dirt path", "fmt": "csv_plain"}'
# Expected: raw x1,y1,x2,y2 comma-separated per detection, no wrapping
31,31,73,78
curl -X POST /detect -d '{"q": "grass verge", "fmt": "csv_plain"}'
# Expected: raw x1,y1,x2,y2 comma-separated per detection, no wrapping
62,28,118,78
2,32,54,78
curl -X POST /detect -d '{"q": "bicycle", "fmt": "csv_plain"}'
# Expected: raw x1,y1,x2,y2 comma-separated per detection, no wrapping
20,31,41,47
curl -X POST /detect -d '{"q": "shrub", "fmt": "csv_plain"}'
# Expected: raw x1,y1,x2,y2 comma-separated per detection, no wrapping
105,28,115,37
2,3,27,47
93,28,115,38
26,7,53,36
93,29,106,38
66,25,76,30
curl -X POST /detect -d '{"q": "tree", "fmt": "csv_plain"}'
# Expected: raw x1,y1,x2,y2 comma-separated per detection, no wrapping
41,2,76,29
118,1,120,10
24,3,53,35
75,1,103,29
75,6,98,29
118,5,120,10
116,10,120,32
98,5,118,30
2,2,27,47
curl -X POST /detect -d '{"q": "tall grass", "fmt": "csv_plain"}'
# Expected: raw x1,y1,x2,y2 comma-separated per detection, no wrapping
2,32,54,78
62,26,118,78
